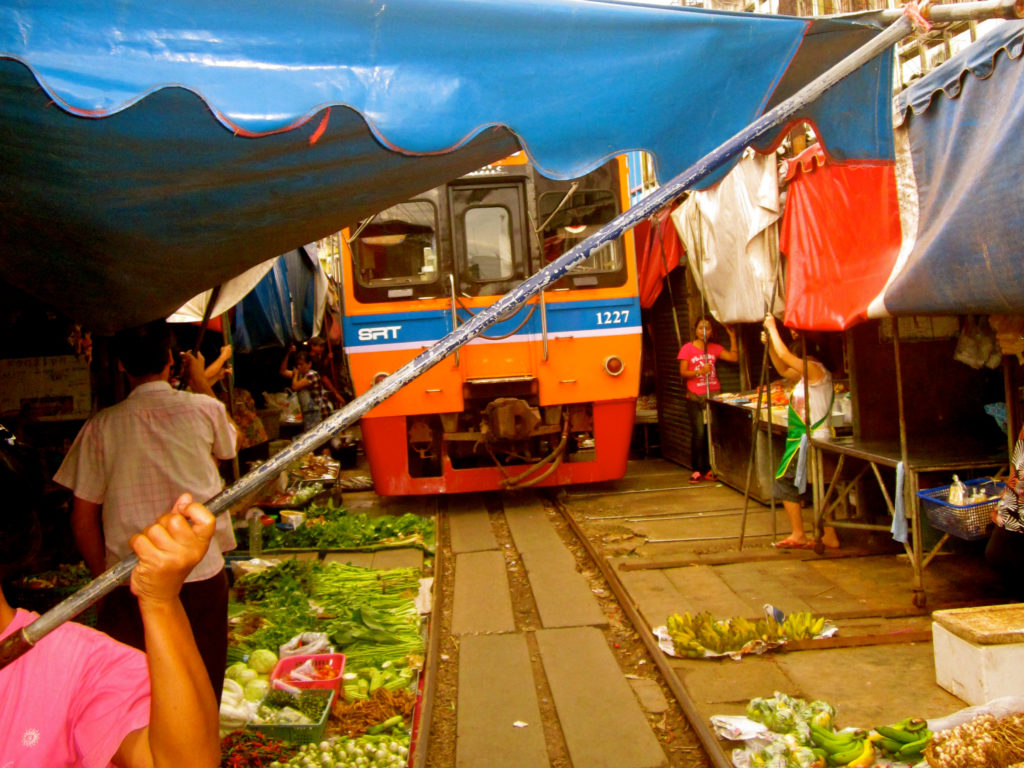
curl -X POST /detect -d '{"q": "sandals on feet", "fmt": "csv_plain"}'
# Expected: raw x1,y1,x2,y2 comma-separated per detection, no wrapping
773,538,813,550
689,471,702,484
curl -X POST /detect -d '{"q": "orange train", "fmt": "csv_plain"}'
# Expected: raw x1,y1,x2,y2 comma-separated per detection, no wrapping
338,154,642,495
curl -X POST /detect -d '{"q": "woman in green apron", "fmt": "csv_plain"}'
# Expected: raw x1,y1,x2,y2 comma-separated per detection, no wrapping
764,316,839,550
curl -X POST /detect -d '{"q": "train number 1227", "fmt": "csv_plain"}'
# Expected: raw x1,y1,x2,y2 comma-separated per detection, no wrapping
595,310,629,325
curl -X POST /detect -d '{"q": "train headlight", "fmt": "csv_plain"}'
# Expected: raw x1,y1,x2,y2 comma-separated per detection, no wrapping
372,372,389,386
603,356,624,376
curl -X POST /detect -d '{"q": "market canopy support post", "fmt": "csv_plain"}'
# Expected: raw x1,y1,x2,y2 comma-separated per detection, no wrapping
2,0,1019,670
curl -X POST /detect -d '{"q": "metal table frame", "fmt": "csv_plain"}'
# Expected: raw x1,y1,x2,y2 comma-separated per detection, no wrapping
810,436,1005,606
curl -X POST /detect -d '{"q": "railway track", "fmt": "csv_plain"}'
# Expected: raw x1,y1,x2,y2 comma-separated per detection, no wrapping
415,490,720,768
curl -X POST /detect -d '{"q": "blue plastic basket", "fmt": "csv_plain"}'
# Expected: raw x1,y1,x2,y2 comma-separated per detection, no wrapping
917,478,1005,541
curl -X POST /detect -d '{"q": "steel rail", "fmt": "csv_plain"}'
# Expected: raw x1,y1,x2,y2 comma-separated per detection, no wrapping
554,496,734,768
2,6,923,668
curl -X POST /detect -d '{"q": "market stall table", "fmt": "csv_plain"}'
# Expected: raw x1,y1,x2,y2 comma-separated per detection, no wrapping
810,435,1006,606
707,396,789,505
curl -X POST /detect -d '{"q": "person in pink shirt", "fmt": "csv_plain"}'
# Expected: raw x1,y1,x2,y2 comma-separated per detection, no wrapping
0,428,219,768
677,316,737,483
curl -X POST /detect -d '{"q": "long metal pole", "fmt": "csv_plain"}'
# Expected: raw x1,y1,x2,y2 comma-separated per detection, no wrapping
0,10,918,669
873,0,1022,22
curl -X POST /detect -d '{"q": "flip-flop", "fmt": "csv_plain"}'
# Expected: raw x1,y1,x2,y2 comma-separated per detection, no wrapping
773,539,813,550
689,472,702,485
703,471,717,482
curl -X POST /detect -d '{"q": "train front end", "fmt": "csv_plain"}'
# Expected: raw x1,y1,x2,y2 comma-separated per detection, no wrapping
341,155,642,495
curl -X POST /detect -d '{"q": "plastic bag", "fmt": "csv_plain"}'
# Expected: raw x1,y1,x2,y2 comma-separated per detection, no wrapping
279,632,332,658
954,316,1002,370
927,696,1024,732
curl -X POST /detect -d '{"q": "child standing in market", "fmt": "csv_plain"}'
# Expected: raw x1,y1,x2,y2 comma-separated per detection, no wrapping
678,316,738,483
763,315,840,550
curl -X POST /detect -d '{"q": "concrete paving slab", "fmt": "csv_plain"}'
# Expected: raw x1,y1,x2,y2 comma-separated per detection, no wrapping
519,549,607,629
456,633,549,768
670,655,796,708
371,547,424,571
756,559,861,613
448,506,498,554
616,568,691,631
452,550,516,636
662,565,758,618
629,677,669,714
536,626,667,768
775,642,965,726
805,556,924,610
322,551,375,568
713,562,816,617
503,498,565,554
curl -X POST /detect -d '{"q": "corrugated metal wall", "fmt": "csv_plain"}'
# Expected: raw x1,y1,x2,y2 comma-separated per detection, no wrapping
650,268,692,467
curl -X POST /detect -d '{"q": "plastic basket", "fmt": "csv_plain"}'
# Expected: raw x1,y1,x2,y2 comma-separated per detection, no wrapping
245,688,334,744
917,478,1005,541
271,653,346,695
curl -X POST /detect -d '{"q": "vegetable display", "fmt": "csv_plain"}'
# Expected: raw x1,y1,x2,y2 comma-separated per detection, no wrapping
269,733,410,768
240,501,436,553
926,712,1024,767
220,731,293,768
329,688,417,738
734,692,937,768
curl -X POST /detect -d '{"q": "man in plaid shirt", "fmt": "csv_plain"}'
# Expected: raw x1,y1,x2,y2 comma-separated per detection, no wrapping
54,320,238,700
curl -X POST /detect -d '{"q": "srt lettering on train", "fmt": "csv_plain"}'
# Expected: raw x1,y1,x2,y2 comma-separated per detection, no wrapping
358,326,401,341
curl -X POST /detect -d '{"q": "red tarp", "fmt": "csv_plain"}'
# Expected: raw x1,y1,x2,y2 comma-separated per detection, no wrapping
779,144,901,330
635,207,684,309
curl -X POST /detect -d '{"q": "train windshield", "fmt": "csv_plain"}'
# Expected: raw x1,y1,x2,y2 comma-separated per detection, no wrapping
538,188,623,280
353,200,439,290
451,184,527,296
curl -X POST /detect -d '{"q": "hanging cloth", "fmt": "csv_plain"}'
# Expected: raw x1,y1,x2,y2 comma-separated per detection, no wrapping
671,151,783,324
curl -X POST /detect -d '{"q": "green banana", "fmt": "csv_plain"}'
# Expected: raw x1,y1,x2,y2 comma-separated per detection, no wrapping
876,724,919,744
895,733,932,760
825,740,865,766
874,735,905,754
898,717,928,732
809,724,858,753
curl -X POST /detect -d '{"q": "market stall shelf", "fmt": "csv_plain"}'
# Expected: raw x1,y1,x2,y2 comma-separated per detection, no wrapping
810,436,1006,606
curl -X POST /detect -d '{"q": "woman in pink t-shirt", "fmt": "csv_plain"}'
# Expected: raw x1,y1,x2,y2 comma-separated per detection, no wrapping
677,317,738,483
0,428,220,768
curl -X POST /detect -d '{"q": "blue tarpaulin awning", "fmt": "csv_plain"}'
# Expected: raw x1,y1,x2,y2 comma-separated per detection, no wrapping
870,19,1024,316
0,0,894,332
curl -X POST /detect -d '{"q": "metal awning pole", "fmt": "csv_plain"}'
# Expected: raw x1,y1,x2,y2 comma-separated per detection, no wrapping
0,9,920,668
873,0,1023,23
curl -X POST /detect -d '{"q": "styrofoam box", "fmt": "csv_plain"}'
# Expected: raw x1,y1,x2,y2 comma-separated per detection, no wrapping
933,621,1024,706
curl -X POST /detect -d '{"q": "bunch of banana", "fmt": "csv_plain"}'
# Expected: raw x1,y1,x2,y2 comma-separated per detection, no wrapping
809,725,875,767
779,611,827,640
666,610,829,656
873,717,932,763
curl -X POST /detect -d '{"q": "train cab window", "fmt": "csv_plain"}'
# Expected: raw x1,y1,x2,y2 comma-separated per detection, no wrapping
465,207,513,280
352,200,440,302
538,188,626,289
451,184,527,297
